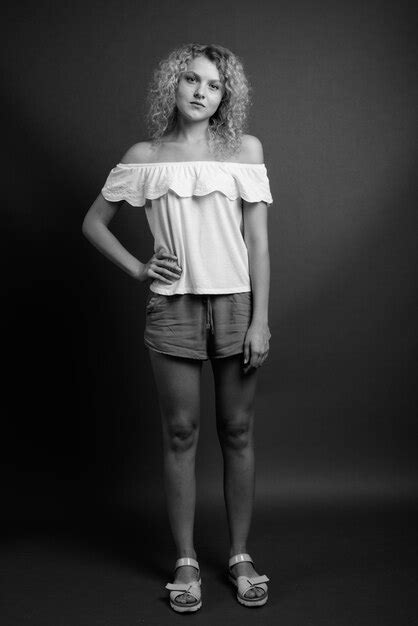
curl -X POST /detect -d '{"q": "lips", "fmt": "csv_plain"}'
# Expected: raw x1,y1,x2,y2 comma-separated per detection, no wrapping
190,101,205,107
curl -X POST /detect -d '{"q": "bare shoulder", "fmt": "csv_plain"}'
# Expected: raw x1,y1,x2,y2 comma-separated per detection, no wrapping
120,140,156,164
235,134,264,164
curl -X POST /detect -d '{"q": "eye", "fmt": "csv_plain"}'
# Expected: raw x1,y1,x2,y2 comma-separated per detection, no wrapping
210,84,220,90
185,75,196,82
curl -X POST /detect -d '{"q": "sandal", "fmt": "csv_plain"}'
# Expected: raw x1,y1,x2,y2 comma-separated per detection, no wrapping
228,553,269,607
165,557,202,613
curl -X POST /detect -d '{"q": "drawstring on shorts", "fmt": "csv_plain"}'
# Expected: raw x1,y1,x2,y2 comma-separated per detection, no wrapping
204,296,214,335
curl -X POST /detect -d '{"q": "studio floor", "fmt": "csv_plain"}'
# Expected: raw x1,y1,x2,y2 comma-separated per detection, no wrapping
2,499,417,626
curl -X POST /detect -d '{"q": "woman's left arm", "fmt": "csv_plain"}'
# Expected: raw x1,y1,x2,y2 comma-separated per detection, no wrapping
243,198,271,373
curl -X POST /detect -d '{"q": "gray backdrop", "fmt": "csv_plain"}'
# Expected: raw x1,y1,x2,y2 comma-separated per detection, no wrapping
2,0,417,519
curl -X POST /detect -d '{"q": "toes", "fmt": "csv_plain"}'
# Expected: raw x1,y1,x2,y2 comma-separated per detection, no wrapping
244,587,265,599
176,592,195,604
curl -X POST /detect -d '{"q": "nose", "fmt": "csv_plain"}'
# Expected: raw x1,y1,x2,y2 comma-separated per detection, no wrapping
193,88,205,100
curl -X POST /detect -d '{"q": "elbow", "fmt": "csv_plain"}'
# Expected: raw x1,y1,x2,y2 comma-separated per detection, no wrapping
245,240,270,266
81,214,93,240
245,236,269,255
81,217,88,238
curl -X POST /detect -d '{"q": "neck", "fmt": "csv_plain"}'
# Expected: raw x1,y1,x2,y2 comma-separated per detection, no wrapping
173,114,210,144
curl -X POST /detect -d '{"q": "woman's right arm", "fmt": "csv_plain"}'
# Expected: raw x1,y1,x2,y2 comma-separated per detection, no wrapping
81,193,182,284
82,193,144,278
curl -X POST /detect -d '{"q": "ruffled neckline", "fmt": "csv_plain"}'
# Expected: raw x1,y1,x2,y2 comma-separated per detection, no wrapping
101,160,273,207
116,161,267,168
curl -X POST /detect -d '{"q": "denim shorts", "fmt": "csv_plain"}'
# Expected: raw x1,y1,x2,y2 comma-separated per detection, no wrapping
144,290,253,360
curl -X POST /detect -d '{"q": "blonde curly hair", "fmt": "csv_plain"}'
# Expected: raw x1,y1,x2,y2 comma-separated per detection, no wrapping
146,43,252,158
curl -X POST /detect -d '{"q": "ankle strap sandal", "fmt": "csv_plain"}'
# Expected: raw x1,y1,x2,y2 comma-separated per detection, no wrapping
165,557,202,613
228,553,269,607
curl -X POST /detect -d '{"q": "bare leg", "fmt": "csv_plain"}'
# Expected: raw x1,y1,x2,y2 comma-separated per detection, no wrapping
210,354,265,598
148,348,203,604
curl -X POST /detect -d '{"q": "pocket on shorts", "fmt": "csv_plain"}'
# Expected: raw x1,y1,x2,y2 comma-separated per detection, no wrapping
225,291,251,302
145,292,167,313
232,291,252,305
230,291,252,321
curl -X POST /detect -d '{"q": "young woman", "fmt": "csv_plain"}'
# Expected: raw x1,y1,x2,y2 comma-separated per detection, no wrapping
82,43,273,613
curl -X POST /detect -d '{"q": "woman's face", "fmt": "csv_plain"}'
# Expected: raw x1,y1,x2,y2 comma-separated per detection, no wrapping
175,55,224,123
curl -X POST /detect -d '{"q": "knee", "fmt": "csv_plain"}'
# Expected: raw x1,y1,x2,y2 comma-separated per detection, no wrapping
219,413,253,451
165,417,198,453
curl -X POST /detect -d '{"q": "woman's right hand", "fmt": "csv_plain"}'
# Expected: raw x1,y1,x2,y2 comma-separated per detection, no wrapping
137,249,182,284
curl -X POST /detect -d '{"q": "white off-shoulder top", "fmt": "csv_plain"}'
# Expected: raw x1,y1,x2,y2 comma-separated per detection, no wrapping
101,161,273,295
